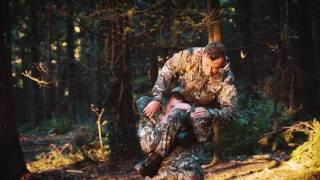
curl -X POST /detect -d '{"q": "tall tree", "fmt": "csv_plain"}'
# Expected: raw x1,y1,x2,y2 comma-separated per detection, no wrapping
207,0,222,43
43,3,54,121
290,0,319,114
204,0,222,167
66,0,77,122
87,1,101,122
146,0,159,85
236,0,257,90
277,0,317,115
0,0,28,178
105,1,138,160
30,0,43,125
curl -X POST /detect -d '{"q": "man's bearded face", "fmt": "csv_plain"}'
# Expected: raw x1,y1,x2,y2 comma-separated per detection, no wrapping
201,54,225,76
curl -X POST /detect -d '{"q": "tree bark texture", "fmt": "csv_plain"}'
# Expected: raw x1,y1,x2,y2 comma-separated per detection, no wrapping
105,1,138,160
30,0,43,125
66,0,77,122
0,0,28,178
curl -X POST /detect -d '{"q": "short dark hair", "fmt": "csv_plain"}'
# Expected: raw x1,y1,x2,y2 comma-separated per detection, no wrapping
168,91,186,102
204,42,226,60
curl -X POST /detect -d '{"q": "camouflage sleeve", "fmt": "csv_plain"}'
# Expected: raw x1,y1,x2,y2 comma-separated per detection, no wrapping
208,70,238,123
151,49,189,101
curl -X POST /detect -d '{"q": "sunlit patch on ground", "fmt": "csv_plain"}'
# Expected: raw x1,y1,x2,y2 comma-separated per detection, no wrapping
21,130,109,173
205,155,280,180
205,120,320,180
26,143,84,173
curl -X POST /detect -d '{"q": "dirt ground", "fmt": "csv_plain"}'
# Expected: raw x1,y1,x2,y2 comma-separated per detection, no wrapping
20,132,320,180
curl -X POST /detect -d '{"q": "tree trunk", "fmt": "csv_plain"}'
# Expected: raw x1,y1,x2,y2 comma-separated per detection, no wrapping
66,0,77,122
236,0,257,90
21,33,33,122
30,0,43,125
87,1,100,122
312,13,320,107
286,0,317,115
149,48,158,85
268,0,284,134
206,0,222,166
55,40,62,117
207,0,222,43
44,4,54,121
105,1,138,160
0,0,28,177
293,0,318,114
207,0,214,43
145,5,159,85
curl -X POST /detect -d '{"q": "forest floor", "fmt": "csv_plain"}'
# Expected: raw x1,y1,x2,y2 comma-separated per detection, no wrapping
20,130,320,180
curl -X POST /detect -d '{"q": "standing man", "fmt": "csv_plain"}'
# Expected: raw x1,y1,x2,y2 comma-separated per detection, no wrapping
138,42,238,179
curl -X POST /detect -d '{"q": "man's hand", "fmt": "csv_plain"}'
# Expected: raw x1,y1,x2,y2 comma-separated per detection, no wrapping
143,100,161,118
191,107,211,119
173,103,191,111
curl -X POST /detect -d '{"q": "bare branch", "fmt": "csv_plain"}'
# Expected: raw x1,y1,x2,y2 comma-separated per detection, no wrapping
90,105,105,148
21,70,53,87
36,62,49,73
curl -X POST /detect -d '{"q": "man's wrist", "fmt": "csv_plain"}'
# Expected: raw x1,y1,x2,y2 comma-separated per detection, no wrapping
153,95,163,104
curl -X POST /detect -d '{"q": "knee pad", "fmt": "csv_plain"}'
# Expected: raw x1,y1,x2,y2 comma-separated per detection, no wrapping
192,118,212,143
172,109,192,131
176,131,195,148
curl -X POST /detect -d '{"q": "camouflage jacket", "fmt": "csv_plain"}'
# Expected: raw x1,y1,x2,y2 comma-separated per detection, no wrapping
152,47,238,122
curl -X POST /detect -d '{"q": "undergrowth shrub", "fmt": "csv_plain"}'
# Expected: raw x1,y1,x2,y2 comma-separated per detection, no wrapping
47,117,72,134
106,119,140,161
221,92,291,157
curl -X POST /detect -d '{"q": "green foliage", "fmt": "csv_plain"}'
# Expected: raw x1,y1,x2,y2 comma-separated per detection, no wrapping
132,75,152,96
221,92,291,156
47,117,73,134
105,119,141,161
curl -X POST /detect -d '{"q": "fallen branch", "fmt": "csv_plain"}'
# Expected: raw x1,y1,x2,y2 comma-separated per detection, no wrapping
65,169,84,174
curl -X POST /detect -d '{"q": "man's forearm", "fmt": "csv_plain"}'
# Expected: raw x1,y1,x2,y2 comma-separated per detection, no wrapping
208,106,237,123
151,70,168,102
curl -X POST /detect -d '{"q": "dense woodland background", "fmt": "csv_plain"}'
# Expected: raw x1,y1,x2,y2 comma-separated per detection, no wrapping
1,0,320,178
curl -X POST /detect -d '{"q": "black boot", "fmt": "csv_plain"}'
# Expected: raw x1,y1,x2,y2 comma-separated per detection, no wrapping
134,153,162,177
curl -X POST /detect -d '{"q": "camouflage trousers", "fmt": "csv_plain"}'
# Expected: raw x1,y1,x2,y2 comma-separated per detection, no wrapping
152,145,205,180
136,96,209,179
136,96,189,157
